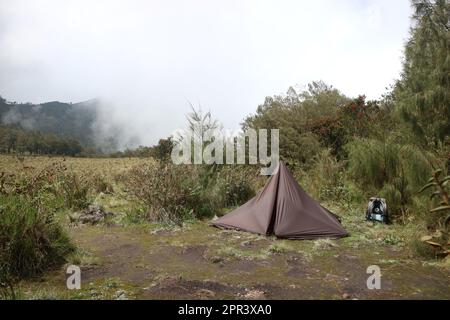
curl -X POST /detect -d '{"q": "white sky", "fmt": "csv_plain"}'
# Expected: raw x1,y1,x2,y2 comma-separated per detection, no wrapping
0,0,412,145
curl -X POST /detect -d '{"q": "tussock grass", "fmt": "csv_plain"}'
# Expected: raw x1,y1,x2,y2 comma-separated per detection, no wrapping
0,195,75,279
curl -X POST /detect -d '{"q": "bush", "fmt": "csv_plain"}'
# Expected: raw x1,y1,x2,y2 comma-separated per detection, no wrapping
56,172,89,210
89,173,114,194
0,194,75,279
346,137,433,219
215,165,258,207
285,132,324,168
120,162,223,224
297,149,360,206
380,183,403,218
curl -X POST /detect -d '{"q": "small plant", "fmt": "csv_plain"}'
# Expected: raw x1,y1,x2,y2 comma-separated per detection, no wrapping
267,244,288,254
381,234,404,246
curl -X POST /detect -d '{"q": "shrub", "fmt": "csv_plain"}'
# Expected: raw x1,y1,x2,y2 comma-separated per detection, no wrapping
56,172,89,210
215,165,258,207
346,137,433,219
380,183,403,218
89,173,114,194
0,194,75,279
120,162,223,224
299,149,359,205
285,132,324,167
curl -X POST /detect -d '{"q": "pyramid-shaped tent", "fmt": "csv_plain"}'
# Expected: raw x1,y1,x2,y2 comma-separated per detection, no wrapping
212,162,348,240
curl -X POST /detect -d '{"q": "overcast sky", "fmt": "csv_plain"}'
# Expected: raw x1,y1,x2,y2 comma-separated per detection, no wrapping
0,0,412,145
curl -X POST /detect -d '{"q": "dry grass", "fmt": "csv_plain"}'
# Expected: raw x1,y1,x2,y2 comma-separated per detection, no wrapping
0,155,153,180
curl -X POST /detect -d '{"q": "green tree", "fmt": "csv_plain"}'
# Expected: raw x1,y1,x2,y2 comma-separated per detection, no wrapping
395,0,450,145
243,81,349,164
150,137,174,161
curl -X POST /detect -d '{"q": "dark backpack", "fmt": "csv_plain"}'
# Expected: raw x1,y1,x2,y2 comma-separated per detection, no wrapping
366,197,389,223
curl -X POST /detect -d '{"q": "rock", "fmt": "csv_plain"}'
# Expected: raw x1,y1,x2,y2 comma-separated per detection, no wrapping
196,289,216,298
342,293,351,299
73,204,114,225
115,289,125,297
209,256,224,264
313,238,338,250
241,240,252,247
242,289,266,300
115,289,129,300
325,273,340,282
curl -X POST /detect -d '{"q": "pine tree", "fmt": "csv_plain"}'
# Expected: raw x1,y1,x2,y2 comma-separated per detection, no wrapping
395,0,450,145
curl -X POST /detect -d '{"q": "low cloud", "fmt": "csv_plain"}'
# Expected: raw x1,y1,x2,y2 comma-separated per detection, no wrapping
0,0,412,145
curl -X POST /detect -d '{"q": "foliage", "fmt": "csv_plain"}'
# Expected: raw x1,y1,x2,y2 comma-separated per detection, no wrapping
120,160,261,224
0,125,83,156
346,137,434,218
0,157,133,291
395,0,450,145
120,162,222,224
0,162,90,210
419,169,450,222
215,165,259,207
111,137,174,161
0,259,17,299
186,105,220,143
419,169,450,256
150,138,174,161
0,194,75,280
307,150,352,202
243,81,348,163
243,83,397,162
0,96,104,150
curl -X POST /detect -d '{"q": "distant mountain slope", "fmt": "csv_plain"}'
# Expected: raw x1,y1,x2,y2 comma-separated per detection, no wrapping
0,96,99,148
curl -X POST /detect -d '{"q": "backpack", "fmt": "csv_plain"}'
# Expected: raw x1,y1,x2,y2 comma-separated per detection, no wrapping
366,197,389,223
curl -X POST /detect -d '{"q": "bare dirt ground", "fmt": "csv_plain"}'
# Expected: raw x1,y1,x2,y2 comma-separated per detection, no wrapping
22,221,450,300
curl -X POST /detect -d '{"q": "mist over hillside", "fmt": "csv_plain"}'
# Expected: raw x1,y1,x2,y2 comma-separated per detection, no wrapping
0,96,142,152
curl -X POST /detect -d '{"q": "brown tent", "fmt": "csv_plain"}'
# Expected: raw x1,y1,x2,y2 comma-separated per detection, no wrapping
212,162,348,240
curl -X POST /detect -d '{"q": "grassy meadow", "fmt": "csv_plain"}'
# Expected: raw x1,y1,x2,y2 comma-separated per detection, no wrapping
1,154,449,300
1,0,449,300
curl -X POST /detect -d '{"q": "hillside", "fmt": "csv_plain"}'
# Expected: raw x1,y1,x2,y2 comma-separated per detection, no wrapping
0,96,99,148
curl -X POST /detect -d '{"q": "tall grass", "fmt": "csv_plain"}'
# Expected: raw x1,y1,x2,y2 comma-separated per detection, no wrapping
119,162,259,224
345,137,434,219
0,194,75,279
120,162,213,224
0,161,89,294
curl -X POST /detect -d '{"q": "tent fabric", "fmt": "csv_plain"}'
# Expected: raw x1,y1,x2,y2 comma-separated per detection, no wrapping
212,162,348,240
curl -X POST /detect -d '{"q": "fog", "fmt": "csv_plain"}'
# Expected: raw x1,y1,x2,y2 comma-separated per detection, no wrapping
0,0,412,146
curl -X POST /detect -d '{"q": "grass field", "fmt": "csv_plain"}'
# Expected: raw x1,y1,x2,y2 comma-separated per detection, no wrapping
1,155,449,300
